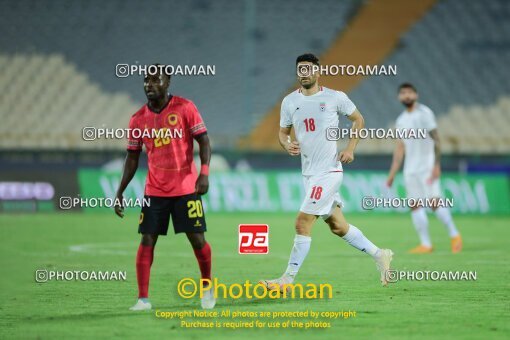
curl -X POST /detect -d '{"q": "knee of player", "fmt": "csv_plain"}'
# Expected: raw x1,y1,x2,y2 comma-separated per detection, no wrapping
187,233,205,249
294,216,312,235
294,222,306,235
141,234,158,246
191,239,205,249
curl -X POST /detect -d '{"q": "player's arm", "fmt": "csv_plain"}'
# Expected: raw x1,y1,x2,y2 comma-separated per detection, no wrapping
338,109,364,164
428,128,441,182
115,150,141,218
279,126,300,156
195,133,211,195
387,139,405,187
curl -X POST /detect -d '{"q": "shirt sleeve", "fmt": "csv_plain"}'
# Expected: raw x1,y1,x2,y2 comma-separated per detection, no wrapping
187,101,207,136
336,91,356,116
126,115,143,151
279,97,292,128
422,107,437,131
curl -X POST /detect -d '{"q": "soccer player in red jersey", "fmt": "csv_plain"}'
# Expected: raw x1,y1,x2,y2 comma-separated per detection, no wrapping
114,65,215,310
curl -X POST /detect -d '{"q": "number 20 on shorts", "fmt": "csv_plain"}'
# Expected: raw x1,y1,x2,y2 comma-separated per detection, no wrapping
187,200,203,218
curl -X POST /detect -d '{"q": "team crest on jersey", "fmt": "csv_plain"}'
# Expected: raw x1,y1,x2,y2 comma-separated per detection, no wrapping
167,113,179,126
319,102,326,112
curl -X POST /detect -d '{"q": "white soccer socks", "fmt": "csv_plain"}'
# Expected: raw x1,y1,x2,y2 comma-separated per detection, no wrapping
411,208,432,247
434,207,459,237
341,224,379,257
283,234,312,281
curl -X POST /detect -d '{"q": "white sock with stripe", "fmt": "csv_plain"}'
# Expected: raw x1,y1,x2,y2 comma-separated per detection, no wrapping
283,234,311,281
342,224,379,257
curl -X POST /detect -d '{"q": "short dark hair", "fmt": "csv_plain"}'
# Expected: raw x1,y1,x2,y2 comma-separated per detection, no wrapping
146,63,171,81
296,53,320,66
398,82,417,93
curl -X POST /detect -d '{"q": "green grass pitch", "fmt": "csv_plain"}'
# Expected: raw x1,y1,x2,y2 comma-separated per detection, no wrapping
0,212,509,339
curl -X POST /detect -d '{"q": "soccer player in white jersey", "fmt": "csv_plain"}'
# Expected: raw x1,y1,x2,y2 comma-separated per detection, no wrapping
387,83,462,254
260,53,394,290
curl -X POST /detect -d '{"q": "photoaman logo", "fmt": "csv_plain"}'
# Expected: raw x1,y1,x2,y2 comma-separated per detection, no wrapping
238,224,269,254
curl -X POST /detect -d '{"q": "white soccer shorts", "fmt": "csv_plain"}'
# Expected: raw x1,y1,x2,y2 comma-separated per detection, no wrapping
404,171,442,199
300,171,343,219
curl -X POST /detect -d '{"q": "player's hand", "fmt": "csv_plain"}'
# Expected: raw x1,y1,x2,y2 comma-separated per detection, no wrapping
386,175,395,188
338,149,354,164
428,164,441,184
285,141,300,156
114,193,124,218
195,174,209,195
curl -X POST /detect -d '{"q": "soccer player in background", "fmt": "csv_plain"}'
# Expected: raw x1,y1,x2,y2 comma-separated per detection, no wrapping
261,53,394,290
114,65,215,310
386,83,462,254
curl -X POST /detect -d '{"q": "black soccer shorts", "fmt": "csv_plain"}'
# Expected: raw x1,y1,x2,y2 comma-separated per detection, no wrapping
138,193,207,235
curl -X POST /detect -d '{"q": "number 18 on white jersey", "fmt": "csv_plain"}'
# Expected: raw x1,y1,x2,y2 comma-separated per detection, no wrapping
279,86,357,176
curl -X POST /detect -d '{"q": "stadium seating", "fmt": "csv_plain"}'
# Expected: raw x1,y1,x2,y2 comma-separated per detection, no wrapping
348,0,510,132
0,54,138,149
0,0,360,149
0,0,508,153
350,0,510,154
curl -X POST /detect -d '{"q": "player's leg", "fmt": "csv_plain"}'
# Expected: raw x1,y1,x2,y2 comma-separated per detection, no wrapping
325,206,378,255
130,197,171,311
186,231,215,309
409,205,433,253
283,212,316,279
261,172,342,291
260,174,319,290
172,193,215,308
130,234,158,311
185,232,212,285
260,211,316,291
405,174,433,253
431,202,462,253
427,179,462,253
325,206,393,286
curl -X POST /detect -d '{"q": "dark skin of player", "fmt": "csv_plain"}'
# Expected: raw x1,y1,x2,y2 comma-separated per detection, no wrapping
114,72,211,250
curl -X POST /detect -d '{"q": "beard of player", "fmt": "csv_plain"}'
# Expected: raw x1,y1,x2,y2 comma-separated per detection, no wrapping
302,81,314,89
300,76,317,90
401,98,415,108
